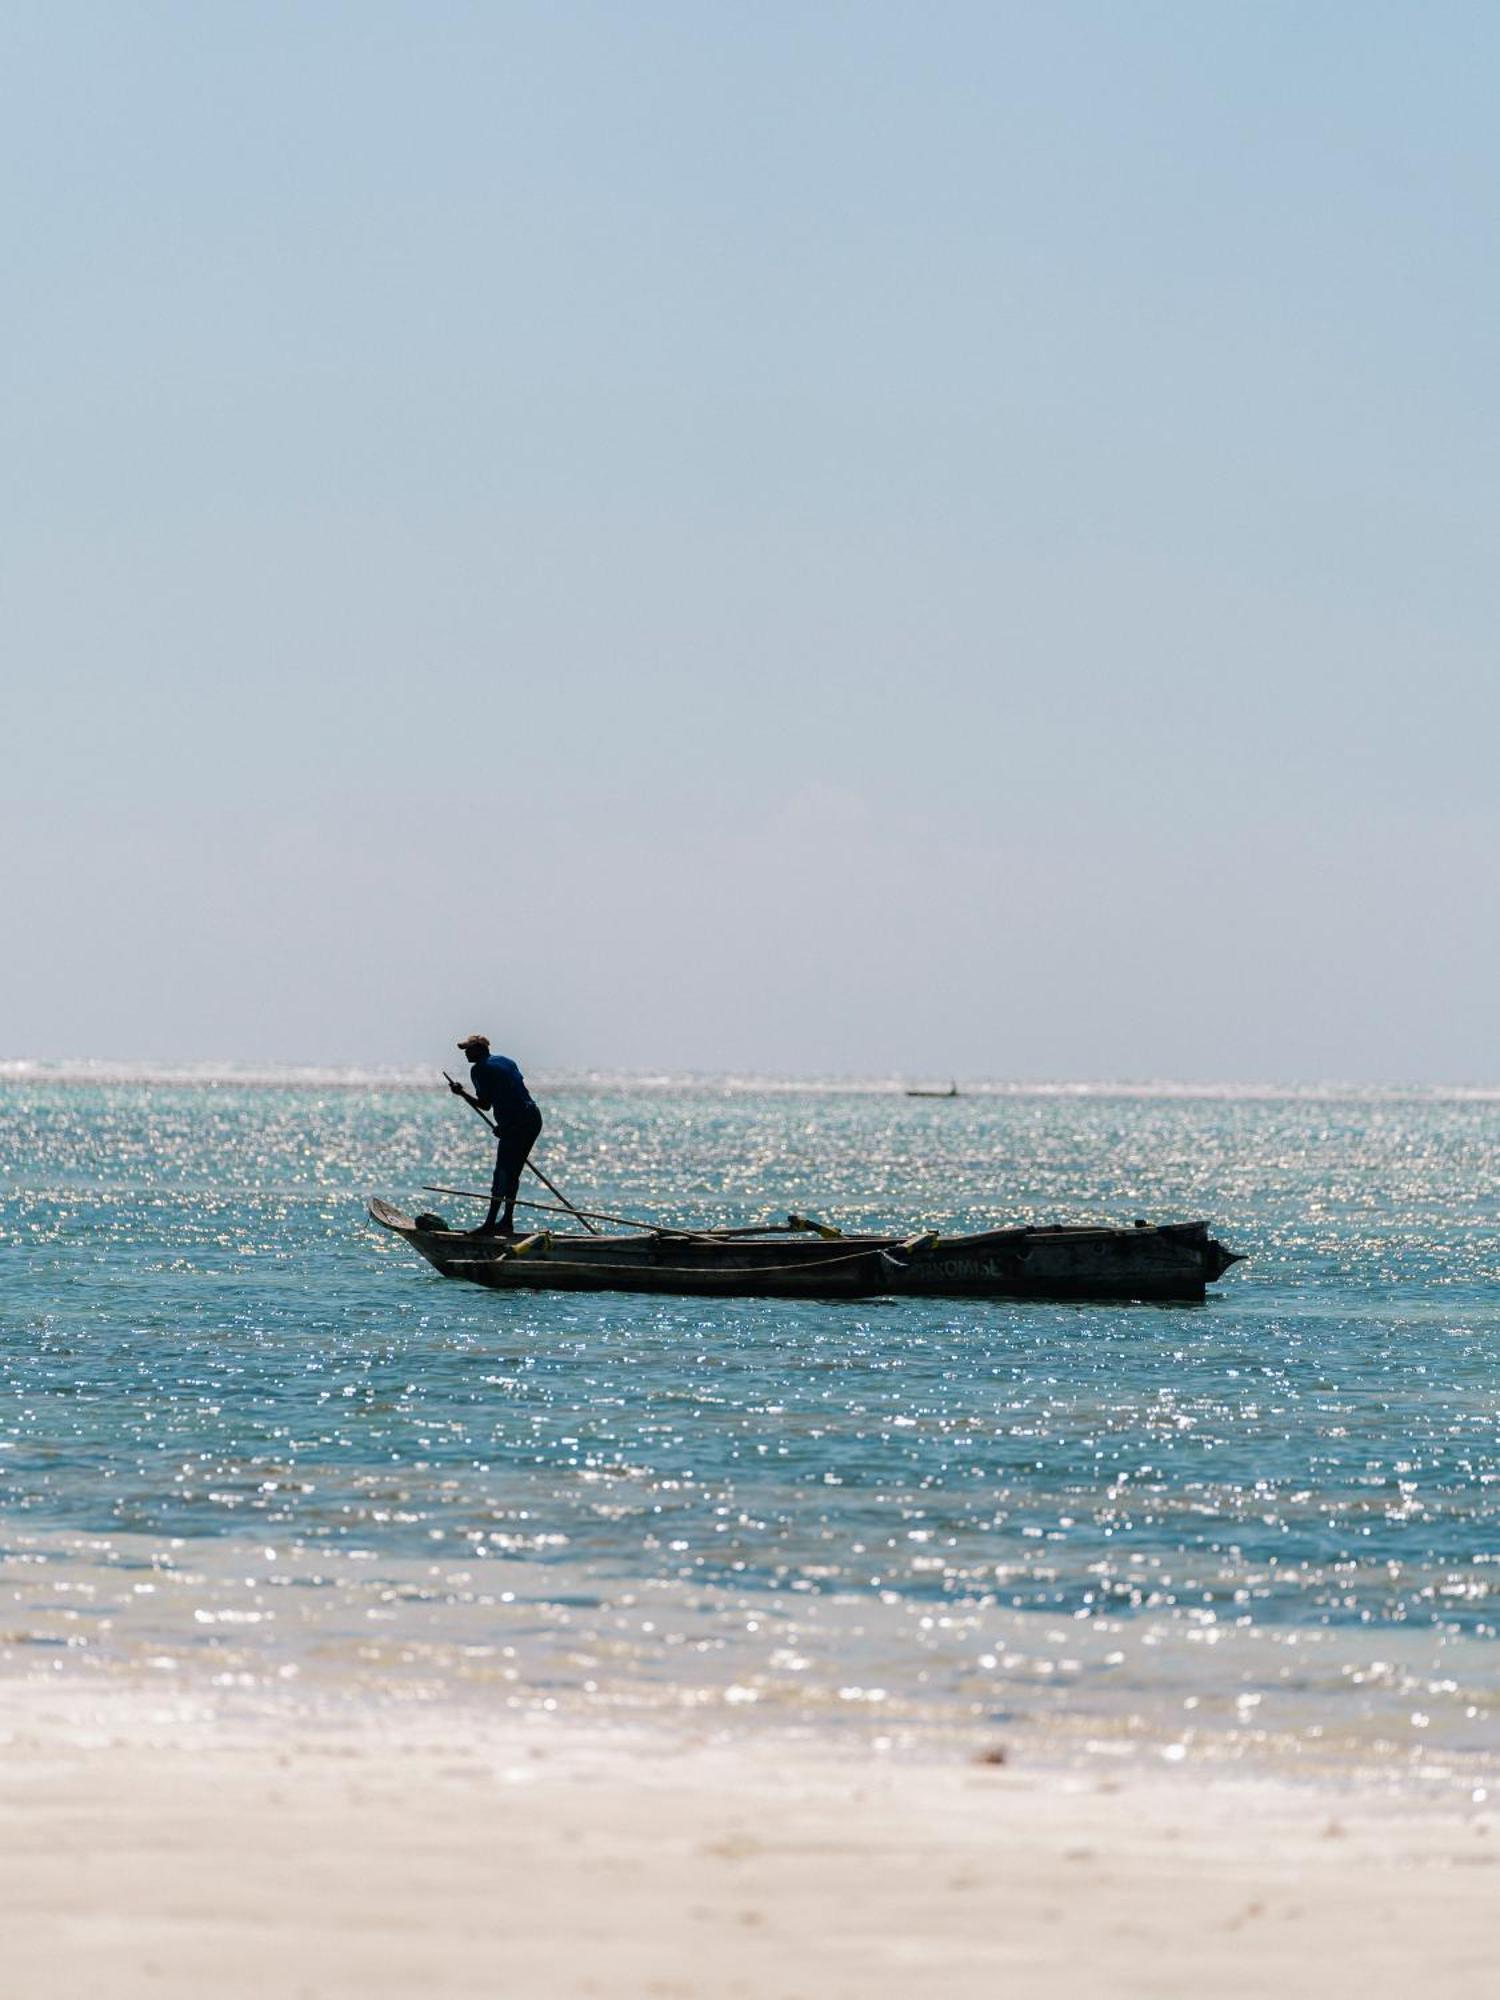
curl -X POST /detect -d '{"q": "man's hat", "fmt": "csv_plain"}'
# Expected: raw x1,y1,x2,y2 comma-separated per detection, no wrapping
457,1033,490,1053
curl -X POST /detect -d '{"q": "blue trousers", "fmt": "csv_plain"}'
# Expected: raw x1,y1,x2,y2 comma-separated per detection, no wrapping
489,1104,543,1221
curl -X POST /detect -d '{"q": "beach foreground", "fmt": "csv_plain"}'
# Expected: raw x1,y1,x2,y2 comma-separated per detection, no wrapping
1,1693,1494,2000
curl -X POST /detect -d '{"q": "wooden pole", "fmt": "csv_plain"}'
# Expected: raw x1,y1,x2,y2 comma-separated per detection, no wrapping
419,1185,839,1243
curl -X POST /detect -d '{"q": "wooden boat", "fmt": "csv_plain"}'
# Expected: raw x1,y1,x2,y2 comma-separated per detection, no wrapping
369,1200,1242,1303
369,1200,905,1297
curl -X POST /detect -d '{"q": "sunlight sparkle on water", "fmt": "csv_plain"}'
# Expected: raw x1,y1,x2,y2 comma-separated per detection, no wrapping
2,1079,1497,1782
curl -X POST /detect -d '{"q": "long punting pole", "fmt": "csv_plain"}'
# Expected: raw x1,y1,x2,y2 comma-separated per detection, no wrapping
423,1186,737,1243
523,1159,601,1233
443,1073,601,1234
419,1185,842,1243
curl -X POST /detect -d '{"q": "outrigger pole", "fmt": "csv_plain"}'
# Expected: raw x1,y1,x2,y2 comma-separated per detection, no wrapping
442,1073,602,1234
420,1183,844,1243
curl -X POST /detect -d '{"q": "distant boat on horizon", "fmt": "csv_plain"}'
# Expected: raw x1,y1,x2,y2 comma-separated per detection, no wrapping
905,1081,960,1098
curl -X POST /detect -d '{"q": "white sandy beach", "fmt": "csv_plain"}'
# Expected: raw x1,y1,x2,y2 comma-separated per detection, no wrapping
1,1687,1495,2000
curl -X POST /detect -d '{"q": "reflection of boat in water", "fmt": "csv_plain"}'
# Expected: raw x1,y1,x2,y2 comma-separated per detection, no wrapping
369,1200,1243,1302
906,1081,959,1098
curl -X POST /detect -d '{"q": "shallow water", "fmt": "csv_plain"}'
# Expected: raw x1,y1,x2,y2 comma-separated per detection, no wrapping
3,1075,1497,1782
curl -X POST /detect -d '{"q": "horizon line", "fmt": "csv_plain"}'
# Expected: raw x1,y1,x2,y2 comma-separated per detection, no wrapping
3,1059,1499,1101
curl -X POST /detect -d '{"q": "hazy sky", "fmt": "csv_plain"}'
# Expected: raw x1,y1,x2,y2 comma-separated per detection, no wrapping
5,3,1497,1079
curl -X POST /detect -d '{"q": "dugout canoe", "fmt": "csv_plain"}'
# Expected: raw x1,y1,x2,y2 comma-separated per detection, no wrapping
369,1200,1242,1303
369,1200,900,1297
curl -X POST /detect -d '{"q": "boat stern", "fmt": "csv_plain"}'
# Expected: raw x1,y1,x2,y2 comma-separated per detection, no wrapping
1204,1236,1245,1283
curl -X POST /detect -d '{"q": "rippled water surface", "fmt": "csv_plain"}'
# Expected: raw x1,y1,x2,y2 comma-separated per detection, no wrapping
3,1076,1498,1779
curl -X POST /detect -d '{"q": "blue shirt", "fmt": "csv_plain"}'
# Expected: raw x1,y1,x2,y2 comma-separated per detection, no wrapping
469,1053,537,1127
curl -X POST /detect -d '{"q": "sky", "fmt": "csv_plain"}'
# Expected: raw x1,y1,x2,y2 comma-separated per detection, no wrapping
4,2,1497,1080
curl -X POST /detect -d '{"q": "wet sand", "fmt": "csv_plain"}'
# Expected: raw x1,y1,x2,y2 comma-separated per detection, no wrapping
0,1689,1494,1999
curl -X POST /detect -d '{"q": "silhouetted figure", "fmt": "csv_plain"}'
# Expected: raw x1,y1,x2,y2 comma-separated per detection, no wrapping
449,1033,543,1235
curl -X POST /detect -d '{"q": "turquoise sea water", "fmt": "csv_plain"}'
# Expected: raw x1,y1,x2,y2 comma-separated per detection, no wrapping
2,1073,1497,1782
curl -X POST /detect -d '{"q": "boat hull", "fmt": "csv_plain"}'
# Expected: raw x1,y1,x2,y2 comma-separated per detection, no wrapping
886,1220,1238,1302
369,1202,1241,1303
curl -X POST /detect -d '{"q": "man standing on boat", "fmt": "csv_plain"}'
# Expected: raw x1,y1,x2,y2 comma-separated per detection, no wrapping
448,1034,543,1236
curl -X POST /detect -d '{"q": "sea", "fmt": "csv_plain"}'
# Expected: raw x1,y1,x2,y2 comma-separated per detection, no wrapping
3,1068,1497,1792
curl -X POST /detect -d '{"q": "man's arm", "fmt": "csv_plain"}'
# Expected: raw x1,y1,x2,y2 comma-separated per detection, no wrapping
443,1069,488,1114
